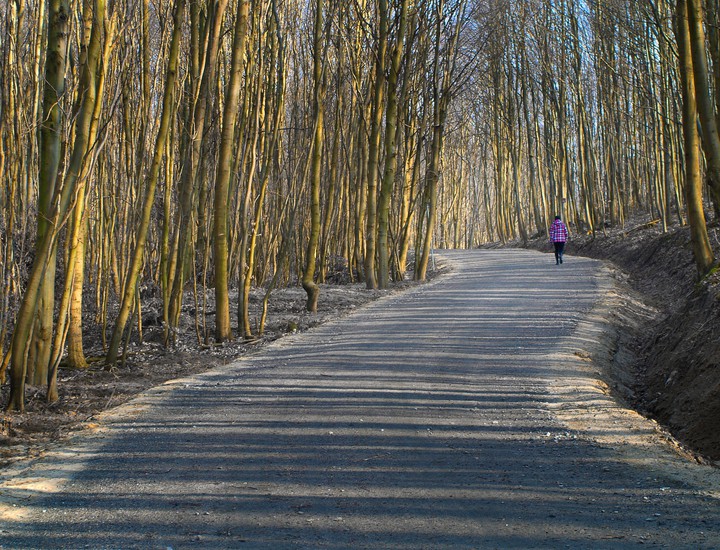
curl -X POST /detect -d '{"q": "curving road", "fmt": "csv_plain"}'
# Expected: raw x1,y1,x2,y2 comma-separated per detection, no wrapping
2,250,719,549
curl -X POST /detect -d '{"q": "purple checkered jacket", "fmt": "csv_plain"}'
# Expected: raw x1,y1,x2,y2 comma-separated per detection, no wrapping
549,220,568,243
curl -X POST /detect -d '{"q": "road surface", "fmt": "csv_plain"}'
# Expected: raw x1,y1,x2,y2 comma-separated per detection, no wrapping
2,250,719,549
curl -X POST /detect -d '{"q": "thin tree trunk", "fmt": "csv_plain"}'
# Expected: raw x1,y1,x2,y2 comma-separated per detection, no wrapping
241,6,286,337
377,0,408,288
168,0,228,336
107,0,186,366
417,0,464,280
364,0,388,290
675,0,715,276
687,0,720,216
62,2,115,373
7,0,71,411
302,0,324,312
213,0,250,342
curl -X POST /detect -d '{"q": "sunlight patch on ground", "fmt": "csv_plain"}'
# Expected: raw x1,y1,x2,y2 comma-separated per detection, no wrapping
0,449,89,522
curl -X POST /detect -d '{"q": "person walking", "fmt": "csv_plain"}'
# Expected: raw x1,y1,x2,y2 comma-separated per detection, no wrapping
549,215,569,265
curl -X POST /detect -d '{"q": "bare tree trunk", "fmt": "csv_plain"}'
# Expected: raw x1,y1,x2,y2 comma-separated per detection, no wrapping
319,92,342,283
213,0,250,342
241,4,286,337
417,0,465,280
675,0,715,276
56,2,115,381
302,0,325,312
8,0,72,410
363,0,388,290
107,0,186,366
167,0,228,337
377,0,408,289
687,0,720,216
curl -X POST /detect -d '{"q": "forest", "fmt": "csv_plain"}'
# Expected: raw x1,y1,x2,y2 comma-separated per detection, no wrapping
0,0,718,413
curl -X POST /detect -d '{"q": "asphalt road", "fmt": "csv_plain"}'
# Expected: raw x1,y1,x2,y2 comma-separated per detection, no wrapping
2,250,720,549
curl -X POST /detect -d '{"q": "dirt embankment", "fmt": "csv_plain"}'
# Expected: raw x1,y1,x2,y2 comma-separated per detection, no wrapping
524,219,720,462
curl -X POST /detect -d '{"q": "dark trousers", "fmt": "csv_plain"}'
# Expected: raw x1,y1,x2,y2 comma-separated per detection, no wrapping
553,242,565,264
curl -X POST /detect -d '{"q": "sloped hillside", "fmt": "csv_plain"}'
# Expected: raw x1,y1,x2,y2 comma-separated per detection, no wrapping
530,219,720,462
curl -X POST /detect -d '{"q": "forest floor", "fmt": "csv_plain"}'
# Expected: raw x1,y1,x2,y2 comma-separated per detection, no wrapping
2,212,720,473
0,274,429,472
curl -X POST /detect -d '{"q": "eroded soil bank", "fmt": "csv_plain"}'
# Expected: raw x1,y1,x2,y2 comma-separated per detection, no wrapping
519,217,720,462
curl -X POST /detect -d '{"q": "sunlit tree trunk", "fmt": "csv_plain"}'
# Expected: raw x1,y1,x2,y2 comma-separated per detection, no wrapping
302,0,325,312
416,0,465,280
396,19,424,276
241,3,286,337
107,0,186,365
687,0,720,216
213,0,250,342
319,92,342,283
168,0,228,336
377,0,408,289
364,0,388,290
8,0,72,410
55,2,115,382
675,0,715,276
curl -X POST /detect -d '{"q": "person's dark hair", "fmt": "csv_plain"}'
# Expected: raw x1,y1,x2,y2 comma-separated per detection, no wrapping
554,215,561,220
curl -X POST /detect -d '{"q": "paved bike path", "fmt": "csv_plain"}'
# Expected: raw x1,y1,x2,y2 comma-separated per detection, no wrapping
2,250,719,548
